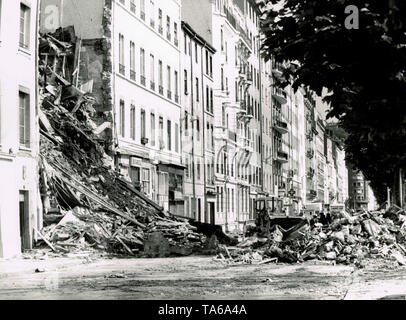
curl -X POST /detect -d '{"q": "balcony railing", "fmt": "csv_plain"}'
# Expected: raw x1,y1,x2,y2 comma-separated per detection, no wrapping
272,87,287,105
159,85,164,95
167,90,172,100
150,81,155,91
140,11,145,21
140,75,146,86
130,70,136,81
174,38,178,47
276,151,289,163
273,120,288,134
167,32,171,41
119,64,125,75
130,3,136,13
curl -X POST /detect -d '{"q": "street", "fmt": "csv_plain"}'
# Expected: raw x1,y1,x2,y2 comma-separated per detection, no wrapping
1,255,405,300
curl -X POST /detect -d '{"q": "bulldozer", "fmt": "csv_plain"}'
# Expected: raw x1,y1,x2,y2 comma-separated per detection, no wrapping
254,196,308,240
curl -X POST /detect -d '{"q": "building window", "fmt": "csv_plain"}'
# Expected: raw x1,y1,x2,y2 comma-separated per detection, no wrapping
158,9,163,34
150,113,155,146
19,90,30,148
197,158,201,180
119,34,125,75
158,60,163,94
149,0,155,28
142,168,150,194
184,69,188,94
174,70,179,102
19,3,30,49
141,109,146,139
174,22,178,46
140,48,145,85
140,0,145,20
167,120,171,151
210,89,213,113
130,0,136,13
175,123,179,153
205,51,210,75
130,105,136,140
130,41,136,80
159,117,164,148
167,66,171,99
195,77,199,102
195,43,198,63
166,16,171,40
196,118,200,141
184,111,188,136
184,34,187,54
150,54,155,90
119,99,125,137
221,29,224,51
206,86,209,112
221,68,224,91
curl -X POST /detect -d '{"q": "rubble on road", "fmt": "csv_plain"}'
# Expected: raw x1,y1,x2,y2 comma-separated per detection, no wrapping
217,206,406,267
37,28,207,257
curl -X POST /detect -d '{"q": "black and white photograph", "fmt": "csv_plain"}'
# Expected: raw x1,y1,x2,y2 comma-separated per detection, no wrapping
0,0,406,309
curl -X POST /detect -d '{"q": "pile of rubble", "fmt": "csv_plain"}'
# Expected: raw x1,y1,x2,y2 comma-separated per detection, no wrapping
218,206,406,267
37,29,206,257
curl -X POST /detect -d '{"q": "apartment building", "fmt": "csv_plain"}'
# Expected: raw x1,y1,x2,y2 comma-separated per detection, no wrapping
180,21,216,223
181,0,262,231
260,59,274,198
0,0,41,258
348,166,377,211
40,0,184,213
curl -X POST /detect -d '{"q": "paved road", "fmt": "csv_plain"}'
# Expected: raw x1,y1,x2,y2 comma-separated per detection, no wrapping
0,255,404,299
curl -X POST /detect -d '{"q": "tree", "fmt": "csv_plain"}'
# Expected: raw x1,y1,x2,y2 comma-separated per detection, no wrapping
259,0,406,206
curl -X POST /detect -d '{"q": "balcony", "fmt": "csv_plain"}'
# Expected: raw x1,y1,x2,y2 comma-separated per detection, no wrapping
276,151,289,163
150,81,155,91
272,87,287,105
140,75,146,86
272,62,283,78
273,120,288,134
159,85,164,95
307,149,315,159
167,90,172,100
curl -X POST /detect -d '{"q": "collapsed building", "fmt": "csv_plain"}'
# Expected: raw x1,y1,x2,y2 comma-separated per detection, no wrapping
36,26,210,257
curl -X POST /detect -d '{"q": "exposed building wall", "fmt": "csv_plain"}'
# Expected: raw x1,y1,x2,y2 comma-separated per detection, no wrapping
40,0,104,39
0,0,41,258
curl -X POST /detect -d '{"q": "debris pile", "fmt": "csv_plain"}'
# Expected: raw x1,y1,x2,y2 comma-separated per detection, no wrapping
218,206,406,267
37,28,206,257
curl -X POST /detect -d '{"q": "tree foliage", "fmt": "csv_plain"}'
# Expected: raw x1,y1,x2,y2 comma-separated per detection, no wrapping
259,0,406,204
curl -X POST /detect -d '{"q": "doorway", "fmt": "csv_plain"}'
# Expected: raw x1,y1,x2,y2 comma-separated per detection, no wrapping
198,198,202,222
209,202,215,225
19,191,31,251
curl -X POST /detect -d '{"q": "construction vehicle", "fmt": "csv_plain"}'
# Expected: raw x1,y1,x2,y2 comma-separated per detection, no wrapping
254,196,307,239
